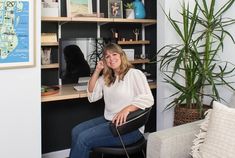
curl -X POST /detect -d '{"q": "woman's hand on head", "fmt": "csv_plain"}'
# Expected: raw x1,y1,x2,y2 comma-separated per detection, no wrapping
95,60,105,73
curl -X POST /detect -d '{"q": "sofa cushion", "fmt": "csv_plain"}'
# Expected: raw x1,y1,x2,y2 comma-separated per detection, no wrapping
228,93,235,108
191,101,235,158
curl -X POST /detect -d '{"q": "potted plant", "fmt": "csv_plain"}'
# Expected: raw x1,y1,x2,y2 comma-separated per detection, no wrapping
157,0,235,125
124,2,134,19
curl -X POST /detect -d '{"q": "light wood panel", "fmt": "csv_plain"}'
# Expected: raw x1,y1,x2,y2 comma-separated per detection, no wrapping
41,82,156,102
130,59,150,64
41,16,157,26
118,40,150,45
41,42,59,46
41,63,59,69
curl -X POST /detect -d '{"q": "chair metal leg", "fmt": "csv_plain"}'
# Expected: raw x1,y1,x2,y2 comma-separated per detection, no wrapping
141,149,146,158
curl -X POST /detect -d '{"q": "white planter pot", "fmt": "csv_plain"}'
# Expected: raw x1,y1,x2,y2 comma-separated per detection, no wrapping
125,9,135,19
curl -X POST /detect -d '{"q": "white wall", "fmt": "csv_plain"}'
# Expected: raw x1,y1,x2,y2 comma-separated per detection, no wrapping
156,0,235,130
0,1,41,158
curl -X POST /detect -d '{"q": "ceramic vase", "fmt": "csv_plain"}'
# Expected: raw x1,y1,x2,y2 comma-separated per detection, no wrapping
125,9,135,19
133,0,146,19
41,48,51,65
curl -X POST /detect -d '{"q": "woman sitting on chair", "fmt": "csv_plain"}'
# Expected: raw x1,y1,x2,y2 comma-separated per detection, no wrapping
69,43,154,158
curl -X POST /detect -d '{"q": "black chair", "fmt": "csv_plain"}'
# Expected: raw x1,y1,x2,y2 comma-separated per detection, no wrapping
92,107,152,158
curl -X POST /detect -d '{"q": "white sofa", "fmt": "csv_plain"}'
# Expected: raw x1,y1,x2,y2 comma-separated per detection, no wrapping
147,120,203,158
146,98,235,158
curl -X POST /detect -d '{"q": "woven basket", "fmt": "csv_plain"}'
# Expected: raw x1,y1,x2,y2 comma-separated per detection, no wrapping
174,105,210,126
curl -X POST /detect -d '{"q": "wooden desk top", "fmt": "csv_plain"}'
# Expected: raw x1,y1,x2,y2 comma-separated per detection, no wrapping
41,82,156,103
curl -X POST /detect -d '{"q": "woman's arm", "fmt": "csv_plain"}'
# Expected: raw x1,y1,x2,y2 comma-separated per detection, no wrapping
88,60,104,93
131,69,154,109
112,69,154,126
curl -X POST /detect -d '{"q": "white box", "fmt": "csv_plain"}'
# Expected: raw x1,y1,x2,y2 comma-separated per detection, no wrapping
41,2,59,17
123,49,135,61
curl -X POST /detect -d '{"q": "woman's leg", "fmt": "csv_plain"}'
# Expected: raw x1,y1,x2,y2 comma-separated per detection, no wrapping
70,116,105,149
69,117,143,158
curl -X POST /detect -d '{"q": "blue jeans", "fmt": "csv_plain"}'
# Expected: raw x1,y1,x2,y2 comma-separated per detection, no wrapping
69,116,143,158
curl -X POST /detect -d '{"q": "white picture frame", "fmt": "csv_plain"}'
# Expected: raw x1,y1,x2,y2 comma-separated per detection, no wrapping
0,0,36,69
66,0,93,17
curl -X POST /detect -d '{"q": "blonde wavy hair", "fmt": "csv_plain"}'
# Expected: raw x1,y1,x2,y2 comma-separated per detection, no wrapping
102,43,133,86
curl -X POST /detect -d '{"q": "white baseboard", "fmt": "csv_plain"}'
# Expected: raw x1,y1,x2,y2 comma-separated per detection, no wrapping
42,149,70,158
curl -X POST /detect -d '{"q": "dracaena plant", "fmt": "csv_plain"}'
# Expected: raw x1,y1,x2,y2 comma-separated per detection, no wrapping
158,0,235,118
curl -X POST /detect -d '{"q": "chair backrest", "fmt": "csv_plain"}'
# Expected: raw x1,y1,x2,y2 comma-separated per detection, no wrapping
110,107,152,137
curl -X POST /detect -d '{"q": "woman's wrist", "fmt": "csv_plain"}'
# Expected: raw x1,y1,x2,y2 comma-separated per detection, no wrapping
93,69,101,76
126,105,139,113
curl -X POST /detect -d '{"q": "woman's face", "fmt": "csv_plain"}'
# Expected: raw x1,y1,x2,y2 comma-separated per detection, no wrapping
104,50,121,72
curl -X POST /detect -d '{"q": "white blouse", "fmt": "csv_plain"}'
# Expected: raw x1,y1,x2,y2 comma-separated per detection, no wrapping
87,68,154,121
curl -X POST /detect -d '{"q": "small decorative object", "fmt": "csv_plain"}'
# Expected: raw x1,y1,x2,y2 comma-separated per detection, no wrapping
41,48,51,65
66,0,93,17
108,0,123,18
111,28,119,40
133,28,139,41
41,85,60,96
140,53,145,59
133,0,146,19
124,2,134,19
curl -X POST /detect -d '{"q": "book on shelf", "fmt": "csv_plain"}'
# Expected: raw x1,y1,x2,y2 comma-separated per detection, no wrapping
41,33,57,43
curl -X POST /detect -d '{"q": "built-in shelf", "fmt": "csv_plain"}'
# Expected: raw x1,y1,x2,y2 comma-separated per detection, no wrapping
41,16,157,26
41,16,71,22
40,59,149,70
118,40,150,45
41,42,59,46
130,59,150,64
41,63,59,69
41,82,156,102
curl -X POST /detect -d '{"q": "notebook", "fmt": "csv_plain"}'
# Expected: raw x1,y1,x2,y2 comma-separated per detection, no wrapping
73,76,90,91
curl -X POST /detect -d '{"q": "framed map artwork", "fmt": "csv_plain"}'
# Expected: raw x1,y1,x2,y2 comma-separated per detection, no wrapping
0,0,36,69
66,0,93,17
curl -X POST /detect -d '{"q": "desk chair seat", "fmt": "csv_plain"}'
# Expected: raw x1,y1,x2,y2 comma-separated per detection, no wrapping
92,108,152,158
93,137,146,156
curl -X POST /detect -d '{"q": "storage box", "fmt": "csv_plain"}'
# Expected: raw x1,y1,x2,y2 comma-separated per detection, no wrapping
123,49,135,61
41,33,57,43
41,2,59,17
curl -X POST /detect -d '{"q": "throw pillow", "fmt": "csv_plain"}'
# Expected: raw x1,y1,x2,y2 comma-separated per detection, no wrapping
191,101,235,158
